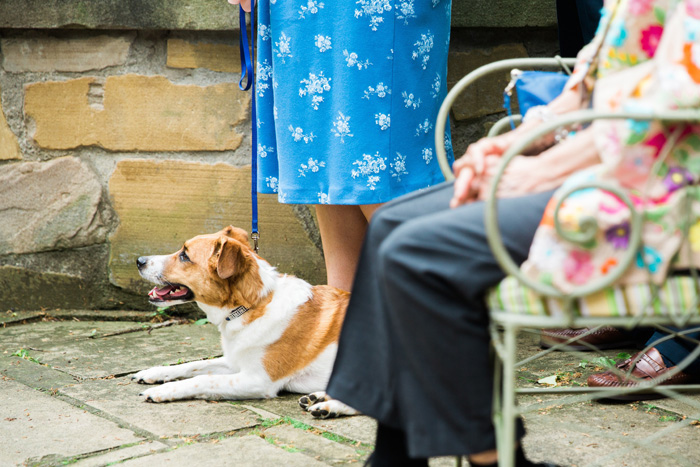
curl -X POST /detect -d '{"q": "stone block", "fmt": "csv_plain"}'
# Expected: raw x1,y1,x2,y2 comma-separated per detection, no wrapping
167,38,241,73
0,0,239,31
0,266,95,311
0,378,143,467
0,157,107,255
447,44,529,121
25,75,249,151
1,34,134,73
108,159,325,292
452,0,557,28
0,0,555,30
0,83,21,160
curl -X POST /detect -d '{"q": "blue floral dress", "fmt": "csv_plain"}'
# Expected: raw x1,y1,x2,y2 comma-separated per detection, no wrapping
256,0,454,205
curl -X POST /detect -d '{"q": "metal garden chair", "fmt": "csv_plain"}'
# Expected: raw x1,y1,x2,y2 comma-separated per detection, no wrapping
435,57,700,467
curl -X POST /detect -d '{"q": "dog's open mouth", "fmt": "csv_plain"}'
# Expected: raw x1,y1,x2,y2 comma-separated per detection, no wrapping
148,284,194,303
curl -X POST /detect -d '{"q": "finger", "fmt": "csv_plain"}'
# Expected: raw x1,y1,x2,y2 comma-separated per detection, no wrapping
450,168,475,208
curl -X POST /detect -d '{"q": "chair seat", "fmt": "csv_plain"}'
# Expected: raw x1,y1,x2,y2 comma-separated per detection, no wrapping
487,276,700,317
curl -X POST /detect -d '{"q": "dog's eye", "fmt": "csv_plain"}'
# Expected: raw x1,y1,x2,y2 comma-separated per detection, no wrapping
179,251,191,263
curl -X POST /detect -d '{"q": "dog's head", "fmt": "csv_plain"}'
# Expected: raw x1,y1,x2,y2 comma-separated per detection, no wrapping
136,226,262,309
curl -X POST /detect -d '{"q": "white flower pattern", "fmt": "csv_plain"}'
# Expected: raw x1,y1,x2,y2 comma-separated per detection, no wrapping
299,72,332,110
375,113,391,130
274,32,293,62
363,82,391,100
354,0,392,31
391,152,409,181
401,91,421,109
422,148,433,164
315,35,332,52
258,144,275,159
299,1,325,19
289,125,317,143
299,157,327,177
343,50,372,70
331,112,354,143
412,31,434,70
351,152,387,190
395,1,416,24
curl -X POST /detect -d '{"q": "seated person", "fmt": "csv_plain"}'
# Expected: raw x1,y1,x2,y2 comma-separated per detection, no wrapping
324,1,700,465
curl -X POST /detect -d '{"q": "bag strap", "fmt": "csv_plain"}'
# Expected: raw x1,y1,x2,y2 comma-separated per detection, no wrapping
237,5,259,253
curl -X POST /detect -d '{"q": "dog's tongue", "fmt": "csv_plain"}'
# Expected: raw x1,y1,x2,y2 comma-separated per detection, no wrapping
149,285,190,300
153,285,176,297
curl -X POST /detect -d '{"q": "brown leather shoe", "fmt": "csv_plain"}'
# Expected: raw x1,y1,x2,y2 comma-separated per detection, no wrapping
540,326,634,350
587,347,695,400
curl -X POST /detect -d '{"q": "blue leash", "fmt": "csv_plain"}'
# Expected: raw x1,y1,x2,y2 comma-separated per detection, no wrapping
238,4,259,253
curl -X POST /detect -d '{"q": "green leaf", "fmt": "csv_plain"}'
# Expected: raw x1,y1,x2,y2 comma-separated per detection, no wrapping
194,318,209,326
579,360,588,369
686,134,700,151
591,356,616,368
654,6,666,24
626,131,647,145
537,375,558,386
616,352,632,360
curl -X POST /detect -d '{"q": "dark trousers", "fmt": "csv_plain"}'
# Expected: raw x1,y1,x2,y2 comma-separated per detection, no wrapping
653,328,700,374
556,0,604,57
326,182,553,458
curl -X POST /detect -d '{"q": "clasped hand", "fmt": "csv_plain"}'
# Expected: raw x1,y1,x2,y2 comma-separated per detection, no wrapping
227,0,254,12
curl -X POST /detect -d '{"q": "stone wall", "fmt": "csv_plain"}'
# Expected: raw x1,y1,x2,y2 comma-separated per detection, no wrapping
0,0,559,311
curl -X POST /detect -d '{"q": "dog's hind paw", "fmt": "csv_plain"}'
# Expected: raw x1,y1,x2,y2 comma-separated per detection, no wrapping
303,396,360,419
298,391,329,410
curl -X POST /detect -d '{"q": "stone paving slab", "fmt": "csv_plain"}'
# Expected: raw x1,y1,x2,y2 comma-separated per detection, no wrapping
0,378,144,466
119,435,329,467
0,321,221,379
521,397,700,467
73,441,169,467
247,394,378,446
264,424,368,465
60,376,260,438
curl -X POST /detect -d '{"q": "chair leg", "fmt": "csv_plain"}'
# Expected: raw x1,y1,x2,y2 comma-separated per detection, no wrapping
499,323,518,467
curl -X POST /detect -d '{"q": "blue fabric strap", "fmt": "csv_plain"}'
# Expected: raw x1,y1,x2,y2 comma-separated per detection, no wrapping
238,5,259,252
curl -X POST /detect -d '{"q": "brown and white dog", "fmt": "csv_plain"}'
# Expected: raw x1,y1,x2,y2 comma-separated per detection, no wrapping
133,225,358,418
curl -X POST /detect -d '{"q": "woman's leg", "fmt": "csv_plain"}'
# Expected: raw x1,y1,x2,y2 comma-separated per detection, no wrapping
360,203,384,222
315,205,368,291
315,202,385,291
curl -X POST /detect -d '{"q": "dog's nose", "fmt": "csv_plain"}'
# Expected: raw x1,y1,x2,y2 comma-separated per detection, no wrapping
136,257,148,270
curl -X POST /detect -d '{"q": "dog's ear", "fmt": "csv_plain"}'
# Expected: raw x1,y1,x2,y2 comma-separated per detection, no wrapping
214,237,246,280
220,225,250,245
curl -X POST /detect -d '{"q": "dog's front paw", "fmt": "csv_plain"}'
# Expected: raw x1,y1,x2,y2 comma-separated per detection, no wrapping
139,382,183,403
299,391,329,410
131,367,174,384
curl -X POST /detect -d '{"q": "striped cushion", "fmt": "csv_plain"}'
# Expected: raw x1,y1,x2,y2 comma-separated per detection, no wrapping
487,276,700,317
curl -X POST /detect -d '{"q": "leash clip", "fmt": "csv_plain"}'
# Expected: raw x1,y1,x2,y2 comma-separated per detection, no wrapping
252,231,260,254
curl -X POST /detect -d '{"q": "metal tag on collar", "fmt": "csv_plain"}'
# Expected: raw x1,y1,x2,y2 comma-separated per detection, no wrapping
226,305,249,321
252,232,260,254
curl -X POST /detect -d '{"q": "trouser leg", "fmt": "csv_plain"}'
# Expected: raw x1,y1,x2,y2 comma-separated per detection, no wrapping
329,183,553,458
650,328,700,375
377,190,553,457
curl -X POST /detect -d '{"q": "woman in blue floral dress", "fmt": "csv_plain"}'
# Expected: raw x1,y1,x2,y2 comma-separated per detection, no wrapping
230,0,453,291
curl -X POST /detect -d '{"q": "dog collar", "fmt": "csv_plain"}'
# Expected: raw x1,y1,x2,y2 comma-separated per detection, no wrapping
226,305,249,321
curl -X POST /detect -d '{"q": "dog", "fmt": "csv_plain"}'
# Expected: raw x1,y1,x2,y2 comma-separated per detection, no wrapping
133,225,358,419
